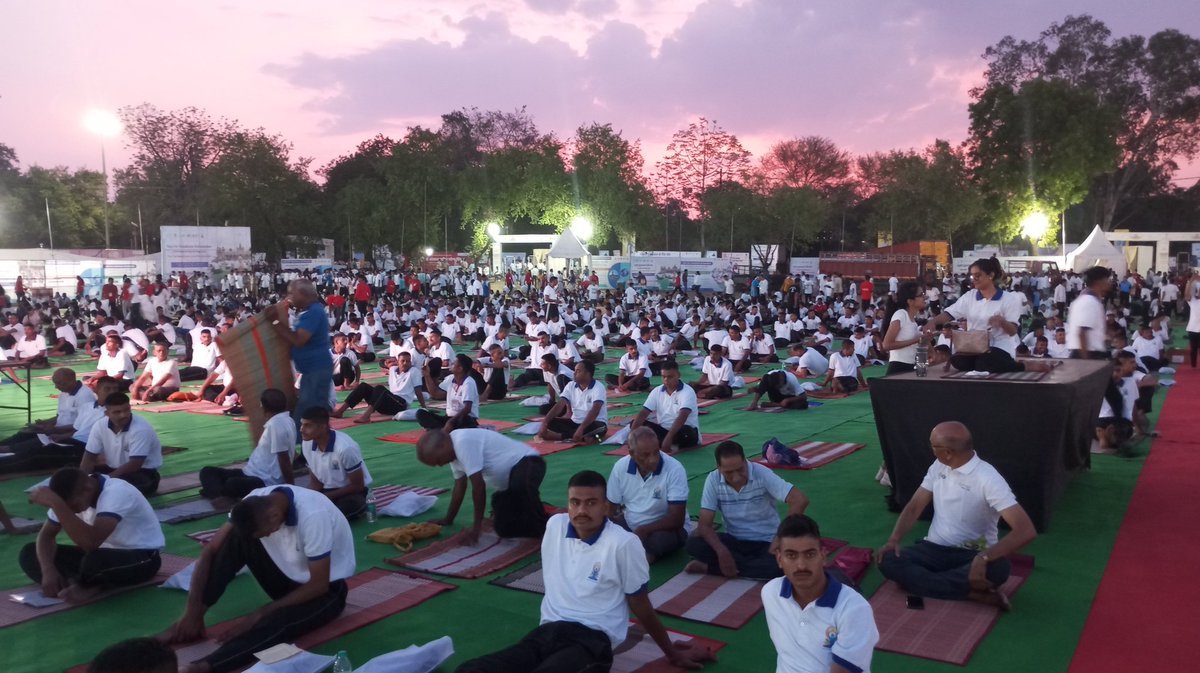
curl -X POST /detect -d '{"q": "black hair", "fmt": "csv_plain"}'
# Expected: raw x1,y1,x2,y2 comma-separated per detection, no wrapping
776,513,822,540
300,406,330,423
1083,266,1112,287
714,439,745,463
567,469,607,490
455,353,474,371
576,359,596,376
260,388,288,414
105,392,130,407
49,467,87,501
89,637,178,673
885,281,921,321
659,359,679,373
230,495,273,537
969,257,1004,284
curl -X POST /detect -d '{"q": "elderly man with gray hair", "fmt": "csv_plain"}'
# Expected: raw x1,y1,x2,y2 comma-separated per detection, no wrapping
267,279,332,431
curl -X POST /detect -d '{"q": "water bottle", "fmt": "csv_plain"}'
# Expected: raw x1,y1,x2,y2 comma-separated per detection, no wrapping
332,650,353,673
914,343,929,378
365,489,377,523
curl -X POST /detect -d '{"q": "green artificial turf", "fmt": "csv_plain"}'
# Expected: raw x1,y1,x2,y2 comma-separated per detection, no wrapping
0,345,1169,673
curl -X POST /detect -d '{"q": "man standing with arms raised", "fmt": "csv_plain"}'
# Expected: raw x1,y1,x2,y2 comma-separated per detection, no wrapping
267,280,331,430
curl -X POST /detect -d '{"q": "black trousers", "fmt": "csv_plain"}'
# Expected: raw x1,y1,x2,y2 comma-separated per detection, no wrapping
198,466,265,500
546,418,607,441
416,408,479,431
202,384,226,402
93,465,160,497
19,543,160,588
492,456,548,538
344,382,408,415
603,373,649,391
179,365,209,381
755,378,808,407
885,361,915,376
484,368,509,400
326,489,368,519
1190,331,1200,368
332,356,356,387
685,533,781,580
513,367,543,388
196,526,348,673
0,436,85,473
455,620,612,673
643,422,699,449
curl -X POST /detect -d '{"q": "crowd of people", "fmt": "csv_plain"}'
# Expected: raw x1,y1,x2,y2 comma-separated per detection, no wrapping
0,256,1197,673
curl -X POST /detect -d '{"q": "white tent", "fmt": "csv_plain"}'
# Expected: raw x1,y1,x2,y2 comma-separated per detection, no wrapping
546,230,590,260
1066,225,1128,276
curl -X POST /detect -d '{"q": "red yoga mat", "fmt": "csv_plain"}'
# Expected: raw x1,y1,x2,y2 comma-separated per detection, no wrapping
752,441,867,470
613,622,727,673
387,526,540,579
526,425,622,455
604,433,738,457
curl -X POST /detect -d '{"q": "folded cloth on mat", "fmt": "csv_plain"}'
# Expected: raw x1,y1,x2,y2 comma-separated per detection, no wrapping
1,553,193,629
161,561,249,591
870,554,1034,666
604,433,738,457
156,497,233,524
379,491,437,518
612,623,726,673
387,525,540,579
752,441,866,470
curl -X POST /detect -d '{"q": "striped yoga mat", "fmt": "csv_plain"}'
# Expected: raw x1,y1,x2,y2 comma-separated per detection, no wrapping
387,526,539,578
753,440,866,470
216,311,297,444
377,420,523,445
612,623,726,673
603,433,738,457
649,573,764,629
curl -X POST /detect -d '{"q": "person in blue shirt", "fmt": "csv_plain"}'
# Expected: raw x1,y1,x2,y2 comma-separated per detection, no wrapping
268,280,332,430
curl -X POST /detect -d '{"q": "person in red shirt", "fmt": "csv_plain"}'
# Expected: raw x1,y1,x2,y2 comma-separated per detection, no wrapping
14,275,24,300
385,276,397,297
860,274,874,306
101,278,118,304
353,275,372,315
76,276,85,300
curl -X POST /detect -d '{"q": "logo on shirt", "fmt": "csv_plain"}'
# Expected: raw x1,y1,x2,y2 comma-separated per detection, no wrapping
587,562,602,582
823,626,838,648
652,487,662,500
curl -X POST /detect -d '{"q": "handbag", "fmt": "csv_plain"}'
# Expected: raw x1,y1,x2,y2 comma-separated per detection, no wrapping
951,330,990,355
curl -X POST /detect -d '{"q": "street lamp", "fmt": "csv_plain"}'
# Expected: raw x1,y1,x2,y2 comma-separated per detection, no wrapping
1019,211,1050,246
423,246,434,257
570,215,593,242
83,109,122,250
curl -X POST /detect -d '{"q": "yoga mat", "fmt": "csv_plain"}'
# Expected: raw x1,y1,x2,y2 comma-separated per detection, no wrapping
0,553,193,629
696,393,749,408
806,387,869,400
84,568,456,673
479,394,529,405
377,420,523,445
649,573,764,629
135,400,220,413
524,401,632,422
612,623,727,673
175,483,445,532
488,561,546,595
387,526,540,579
155,461,246,495
527,426,621,456
603,433,738,457
870,554,1034,666
156,498,231,524
328,413,394,430
217,311,297,444
751,441,866,470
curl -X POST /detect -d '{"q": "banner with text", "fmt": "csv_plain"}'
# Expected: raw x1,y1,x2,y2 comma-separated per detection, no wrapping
160,226,253,273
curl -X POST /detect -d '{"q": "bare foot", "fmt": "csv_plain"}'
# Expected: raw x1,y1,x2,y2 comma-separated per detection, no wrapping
60,583,104,604
968,589,1012,612
684,560,708,575
352,414,373,424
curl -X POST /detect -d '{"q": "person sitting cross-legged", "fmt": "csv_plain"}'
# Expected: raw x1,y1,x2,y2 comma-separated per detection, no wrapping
877,421,1037,610
21,468,164,604
537,360,608,444
630,360,699,453
298,406,372,519
607,427,689,564
79,392,164,496
453,470,715,673
129,342,181,403
158,485,355,673
0,369,100,474
685,440,809,580
198,389,296,502
417,428,547,542
693,344,734,400
417,353,482,432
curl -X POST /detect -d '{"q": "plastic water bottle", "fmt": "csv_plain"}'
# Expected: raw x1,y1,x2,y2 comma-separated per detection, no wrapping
915,343,929,378
332,650,352,673
365,489,377,523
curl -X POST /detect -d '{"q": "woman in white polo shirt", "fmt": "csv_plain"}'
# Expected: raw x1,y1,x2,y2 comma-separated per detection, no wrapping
925,257,1025,373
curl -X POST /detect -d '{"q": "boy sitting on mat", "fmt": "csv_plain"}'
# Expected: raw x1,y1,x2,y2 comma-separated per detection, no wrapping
199,388,296,502
298,406,372,519
454,470,715,673
159,484,355,673
762,514,878,673
685,440,809,580
877,421,1037,610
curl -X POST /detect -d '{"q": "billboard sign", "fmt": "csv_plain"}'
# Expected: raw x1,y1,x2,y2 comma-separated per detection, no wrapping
160,226,252,273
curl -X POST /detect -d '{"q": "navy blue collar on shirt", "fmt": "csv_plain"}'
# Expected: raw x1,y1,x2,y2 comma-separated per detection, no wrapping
778,570,843,608
316,429,336,453
975,288,1005,301
107,417,133,433
566,519,607,545
627,454,666,476
271,486,299,525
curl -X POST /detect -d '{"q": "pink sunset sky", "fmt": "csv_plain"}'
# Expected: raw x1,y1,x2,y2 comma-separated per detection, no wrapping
2,1,1197,186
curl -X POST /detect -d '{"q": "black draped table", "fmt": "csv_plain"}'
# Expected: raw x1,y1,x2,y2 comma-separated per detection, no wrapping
869,359,1110,532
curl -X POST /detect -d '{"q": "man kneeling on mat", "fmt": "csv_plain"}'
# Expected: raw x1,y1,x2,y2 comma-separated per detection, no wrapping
159,485,355,673
745,369,809,411
454,470,714,673
22,467,164,603
199,389,296,503
417,428,548,543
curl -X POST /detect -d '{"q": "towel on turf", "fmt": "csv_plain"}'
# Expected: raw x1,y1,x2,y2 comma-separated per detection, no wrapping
379,492,437,518
388,526,540,579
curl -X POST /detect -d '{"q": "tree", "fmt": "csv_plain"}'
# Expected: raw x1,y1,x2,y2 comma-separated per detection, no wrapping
568,123,659,249
0,165,111,249
758,136,852,194
976,15,1200,229
968,78,1120,243
653,118,752,248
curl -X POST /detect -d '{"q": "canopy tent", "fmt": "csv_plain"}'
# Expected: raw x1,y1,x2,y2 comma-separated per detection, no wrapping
546,230,590,260
1066,226,1128,276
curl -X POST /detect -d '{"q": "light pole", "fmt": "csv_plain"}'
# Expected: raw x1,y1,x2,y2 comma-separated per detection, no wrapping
83,109,122,250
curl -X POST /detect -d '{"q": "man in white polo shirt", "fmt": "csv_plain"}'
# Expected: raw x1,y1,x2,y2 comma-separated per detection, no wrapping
878,421,1037,609
91,333,137,390
23,467,164,603
686,440,809,580
763,514,877,673
79,392,164,496
417,353,481,431
455,470,714,673
298,406,372,519
14,323,49,368
631,361,700,452
607,427,689,563
199,388,296,501
417,428,547,542
0,368,98,473
605,340,651,392
538,360,608,444
159,485,354,673
693,344,735,400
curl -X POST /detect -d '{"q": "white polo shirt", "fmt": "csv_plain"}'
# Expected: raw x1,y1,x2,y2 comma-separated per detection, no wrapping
797,348,829,376
562,379,608,424
576,334,604,354
617,352,649,377
606,452,688,531
85,415,163,470
920,453,1019,549
829,352,860,379
97,348,136,380
243,485,356,583
702,357,734,386
642,383,699,430
726,336,752,360
145,357,181,389
190,340,219,371
15,334,46,358
387,365,423,404
243,411,297,484
762,573,878,673
301,429,372,490
440,376,480,419
448,428,538,492
48,475,165,550
539,514,650,647
943,289,1024,357
56,381,97,428
699,461,794,542
71,402,107,443
767,370,803,396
